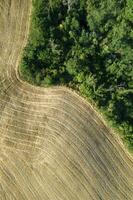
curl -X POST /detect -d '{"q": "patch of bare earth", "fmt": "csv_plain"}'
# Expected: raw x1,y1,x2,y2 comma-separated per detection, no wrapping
0,0,133,199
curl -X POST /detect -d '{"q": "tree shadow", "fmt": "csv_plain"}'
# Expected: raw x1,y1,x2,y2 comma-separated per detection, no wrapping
121,36,133,48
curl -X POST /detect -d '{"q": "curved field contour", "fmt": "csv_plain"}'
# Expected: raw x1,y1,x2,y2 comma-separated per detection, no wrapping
0,0,133,199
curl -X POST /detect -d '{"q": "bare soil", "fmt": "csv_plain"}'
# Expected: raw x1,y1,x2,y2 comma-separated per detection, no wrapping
0,1,133,199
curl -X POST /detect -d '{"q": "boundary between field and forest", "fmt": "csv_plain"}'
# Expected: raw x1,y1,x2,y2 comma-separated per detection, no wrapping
19,0,133,154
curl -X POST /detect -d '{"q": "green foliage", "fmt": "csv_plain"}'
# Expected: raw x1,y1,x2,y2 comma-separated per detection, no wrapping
20,0,133,149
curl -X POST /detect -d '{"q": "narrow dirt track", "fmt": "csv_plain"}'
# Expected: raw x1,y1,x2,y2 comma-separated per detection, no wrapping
0,0,133,199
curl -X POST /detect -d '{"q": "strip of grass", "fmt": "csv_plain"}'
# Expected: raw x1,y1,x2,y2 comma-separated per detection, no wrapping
20,0,133,150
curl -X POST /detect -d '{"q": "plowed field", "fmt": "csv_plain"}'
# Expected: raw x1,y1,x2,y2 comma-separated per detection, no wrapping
0,1,133,199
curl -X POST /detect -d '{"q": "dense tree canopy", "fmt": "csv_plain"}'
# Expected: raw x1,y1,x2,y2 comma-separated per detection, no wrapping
20,0,133,149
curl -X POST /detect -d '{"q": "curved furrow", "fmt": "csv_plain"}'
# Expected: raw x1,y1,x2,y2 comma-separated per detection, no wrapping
0,151,50,200
0,89,133,198
0,0,133,200
1,104,133,198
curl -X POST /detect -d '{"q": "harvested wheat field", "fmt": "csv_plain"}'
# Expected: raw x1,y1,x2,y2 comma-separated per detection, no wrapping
0,0,133,199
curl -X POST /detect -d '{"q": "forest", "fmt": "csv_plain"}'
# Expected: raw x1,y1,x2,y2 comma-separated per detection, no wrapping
20,0,133,149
